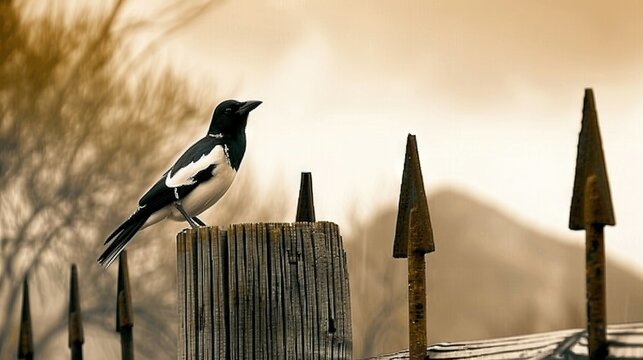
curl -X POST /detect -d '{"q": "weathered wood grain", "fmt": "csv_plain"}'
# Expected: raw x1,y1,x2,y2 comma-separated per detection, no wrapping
176,234,186,360
177,222,352,359
312,225,330,360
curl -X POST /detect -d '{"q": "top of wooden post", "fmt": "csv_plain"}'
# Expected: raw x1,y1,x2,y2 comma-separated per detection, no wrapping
296,172,316,222
393,134,435,258
569,88,615,230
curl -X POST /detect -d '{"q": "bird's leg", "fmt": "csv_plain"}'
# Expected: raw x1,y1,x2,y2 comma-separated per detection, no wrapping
192,216,207,226
174,201,199,229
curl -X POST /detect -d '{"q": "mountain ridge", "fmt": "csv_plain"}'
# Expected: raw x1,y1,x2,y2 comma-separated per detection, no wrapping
346,187,643,358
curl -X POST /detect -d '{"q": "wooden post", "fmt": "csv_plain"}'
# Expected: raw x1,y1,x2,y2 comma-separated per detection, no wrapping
117,251,135,360
569,88,615,360
176,222,352,359
393,134,435,360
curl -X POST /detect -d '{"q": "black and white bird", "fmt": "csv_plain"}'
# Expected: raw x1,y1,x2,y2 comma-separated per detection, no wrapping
97,99,261,268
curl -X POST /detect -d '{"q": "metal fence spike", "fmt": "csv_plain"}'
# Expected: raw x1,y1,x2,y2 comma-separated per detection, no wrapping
68,264,84,359
393,134,434,258
393,134,434,360
117,251,134,331
569,89,613,360
117,251,135,360
569,88,615,230
584,175,604,226
296,172,316,222
406,207,429,360
583,174,609,359
18,278,33,360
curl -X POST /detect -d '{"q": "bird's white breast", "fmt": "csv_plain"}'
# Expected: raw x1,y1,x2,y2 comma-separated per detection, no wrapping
168,162,236,220
141,145,238,228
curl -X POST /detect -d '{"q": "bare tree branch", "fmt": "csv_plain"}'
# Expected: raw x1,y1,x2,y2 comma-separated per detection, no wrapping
0,0,216,357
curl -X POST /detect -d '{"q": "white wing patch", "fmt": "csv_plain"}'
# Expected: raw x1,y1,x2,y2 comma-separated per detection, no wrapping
165,145,225,188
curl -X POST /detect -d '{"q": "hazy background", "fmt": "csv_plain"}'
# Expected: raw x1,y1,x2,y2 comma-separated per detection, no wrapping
1,0,642,359
161,0,643,274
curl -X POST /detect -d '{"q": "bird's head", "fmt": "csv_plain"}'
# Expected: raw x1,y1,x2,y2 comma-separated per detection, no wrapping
208,99,262,136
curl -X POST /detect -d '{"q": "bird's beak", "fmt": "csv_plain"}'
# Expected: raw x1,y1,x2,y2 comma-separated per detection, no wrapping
236,100,262,115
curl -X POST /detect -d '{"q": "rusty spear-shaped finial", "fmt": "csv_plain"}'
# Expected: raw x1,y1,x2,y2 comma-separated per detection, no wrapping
117,251,135,360
18,278,33,360
69,264,84,360
296,172,316,222
570,88,615,230
393,134,435,360
569,88,615,360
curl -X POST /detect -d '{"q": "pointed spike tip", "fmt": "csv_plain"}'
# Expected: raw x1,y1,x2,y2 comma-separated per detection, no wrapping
18,278,33,358
393,134,435,258
69,264,81,313
569,89,615,230
295,172,316,222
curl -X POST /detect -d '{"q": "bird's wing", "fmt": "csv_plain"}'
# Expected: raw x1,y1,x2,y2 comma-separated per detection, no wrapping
137,138,226,207
137,176,175,208
165,138,227,187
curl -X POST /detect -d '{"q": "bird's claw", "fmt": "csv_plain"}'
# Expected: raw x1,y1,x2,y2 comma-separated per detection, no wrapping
174,202,200,229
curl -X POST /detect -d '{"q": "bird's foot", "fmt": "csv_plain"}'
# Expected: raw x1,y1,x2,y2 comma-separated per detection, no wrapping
174,202,200,229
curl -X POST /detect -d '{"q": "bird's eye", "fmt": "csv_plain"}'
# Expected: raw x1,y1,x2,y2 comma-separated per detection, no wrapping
225,107,232,114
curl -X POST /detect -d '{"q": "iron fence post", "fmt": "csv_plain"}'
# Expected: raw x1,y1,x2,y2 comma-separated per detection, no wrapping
393,134,435,360
569,89,615,360
117,251,134,360
68,264,84,360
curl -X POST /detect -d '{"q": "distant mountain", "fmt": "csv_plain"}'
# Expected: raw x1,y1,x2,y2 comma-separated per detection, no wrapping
345,188,643,358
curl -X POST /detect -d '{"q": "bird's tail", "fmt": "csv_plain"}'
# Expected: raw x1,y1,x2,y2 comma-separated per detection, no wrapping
97,210,149,269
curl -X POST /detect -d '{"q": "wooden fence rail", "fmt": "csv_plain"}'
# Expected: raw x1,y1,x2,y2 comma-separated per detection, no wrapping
366,322,643,360
177,222,352,359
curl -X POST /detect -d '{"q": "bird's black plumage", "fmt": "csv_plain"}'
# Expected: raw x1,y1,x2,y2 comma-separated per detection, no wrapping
138,138,232,208
97,99,261,268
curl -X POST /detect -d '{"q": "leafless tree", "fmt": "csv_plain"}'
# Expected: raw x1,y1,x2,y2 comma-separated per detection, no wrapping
0,0,265,358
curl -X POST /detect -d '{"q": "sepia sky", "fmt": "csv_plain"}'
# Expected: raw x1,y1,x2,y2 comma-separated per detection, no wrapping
145,0,642,273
